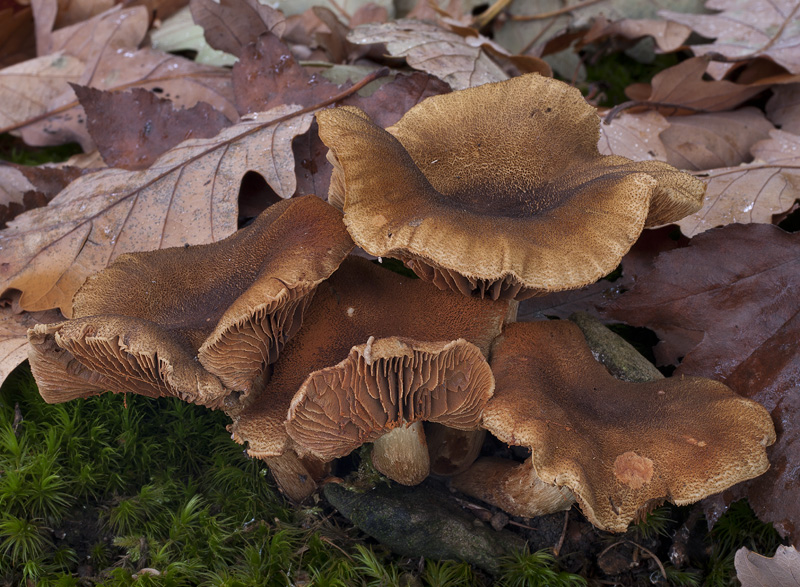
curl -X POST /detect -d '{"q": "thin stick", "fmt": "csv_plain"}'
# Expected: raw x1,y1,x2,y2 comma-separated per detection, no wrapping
472,0,513,28
598,539,667,580
603,100,710,124
553,509,570,556
511,0,606,21
690,163,800,177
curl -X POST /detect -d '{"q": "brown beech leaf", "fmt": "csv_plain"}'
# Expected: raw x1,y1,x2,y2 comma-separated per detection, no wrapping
0,104,313,316
518,226,687,321
0,53,84,131
627,56,765,114
0,6,36,67
660,107,774,171
347,19,507,89
190,0,285,57
19,48,236,150
232,32,342,115
736,545,800,586
598,111,670,161
661,0,800,76
767,83,800,134
676,129,800,237
603,224,800,542
0,302,62,386
74,85,231,170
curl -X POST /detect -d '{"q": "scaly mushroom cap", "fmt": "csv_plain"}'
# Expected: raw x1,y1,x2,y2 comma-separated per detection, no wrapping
228,256,513,461
486,320,776,532
316,74,705,300
28,196,353,407
286,336,494,484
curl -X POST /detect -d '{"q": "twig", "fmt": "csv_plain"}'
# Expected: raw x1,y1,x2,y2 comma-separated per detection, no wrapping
603,100,710,124
472,0,513,29
599,539,667,581
511,0,606,21
690,163,800,177
553,509,570,556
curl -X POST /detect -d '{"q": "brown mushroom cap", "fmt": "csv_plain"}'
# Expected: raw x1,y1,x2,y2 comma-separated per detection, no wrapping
285,336,494,484
228,255,513,464
486,320,776,532
316,74,705,300
28,196,353,407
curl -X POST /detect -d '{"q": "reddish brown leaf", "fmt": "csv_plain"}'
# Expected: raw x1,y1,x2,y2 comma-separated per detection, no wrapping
189,0,285,57
232,32,342,115
661,107,774,170
661,0,800,76
604,224,800,542
629,56,765,114
736,545,800,586
0,6,35,67
74,85,231,170
19,48,236,150
677,129,800,237
0,104,314,316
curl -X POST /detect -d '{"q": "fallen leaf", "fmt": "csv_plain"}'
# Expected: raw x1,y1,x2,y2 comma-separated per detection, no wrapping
150,6,238,68
582,15,692,53
598,110,670,161
0,53,84,131
676,129,800,236
604,224,800,542
0,6,36,67
0,301,62,386
736,545,800,587
625,56,765,114
0,104,313,316
347,19,508,89
270,0,394,18
661,0,800,76
767,83,800,134
74,85,231,170
19,48,237,150
660,107,774,170
190,0,285,57
0,163,85,227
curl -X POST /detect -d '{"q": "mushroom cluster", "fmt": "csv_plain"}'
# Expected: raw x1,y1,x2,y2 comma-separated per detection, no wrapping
28,74,776,534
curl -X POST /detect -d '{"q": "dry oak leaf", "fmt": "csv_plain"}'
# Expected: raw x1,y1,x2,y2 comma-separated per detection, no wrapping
660,107,774,171
347,19,508,90
624,56,765,114
73,85,231,170
676,129,800,237
736,545,800,587
0,52,84,131
0,104,313,316
603,224,800,542
18,48,237,150
190,0,286,58
661,0,800,76
598,111,670,162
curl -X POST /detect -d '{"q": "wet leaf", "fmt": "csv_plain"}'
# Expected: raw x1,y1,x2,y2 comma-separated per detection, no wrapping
0,104,313,316
604,224,800,542
74,85,231,170
661,107,774,170
661,0,800,76
190,0,285,57
677,129,800,236
348,19,507,89
736,544,800,585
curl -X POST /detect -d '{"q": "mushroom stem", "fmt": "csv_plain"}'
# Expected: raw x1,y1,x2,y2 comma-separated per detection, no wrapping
371,420,430,485
451,457,575,518
427,423,486,476
264,450,329,502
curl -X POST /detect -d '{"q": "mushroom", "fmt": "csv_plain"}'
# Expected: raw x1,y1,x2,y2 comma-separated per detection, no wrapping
286,336,494,485
316,73,705,300
426,423,486,477
485,320,776,532
228,256,513,498
28,195,353,408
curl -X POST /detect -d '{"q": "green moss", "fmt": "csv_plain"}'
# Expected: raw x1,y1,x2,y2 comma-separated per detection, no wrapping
583,52,681,108
0,134,82,166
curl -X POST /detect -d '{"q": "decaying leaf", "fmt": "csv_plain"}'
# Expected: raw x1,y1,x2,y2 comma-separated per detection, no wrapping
736,545,800,586
0,104,313,316
582,15,692,53
598,111,670,161
677,129,800,236
74,85,231,170
150,6,238,68
604,224,800,543
660,107,774,170
0,6,35,68
0,53,84,131
661,0,800,76
0,163,84,227
347,19,507,89
0,293,62,386
190,0,286,58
